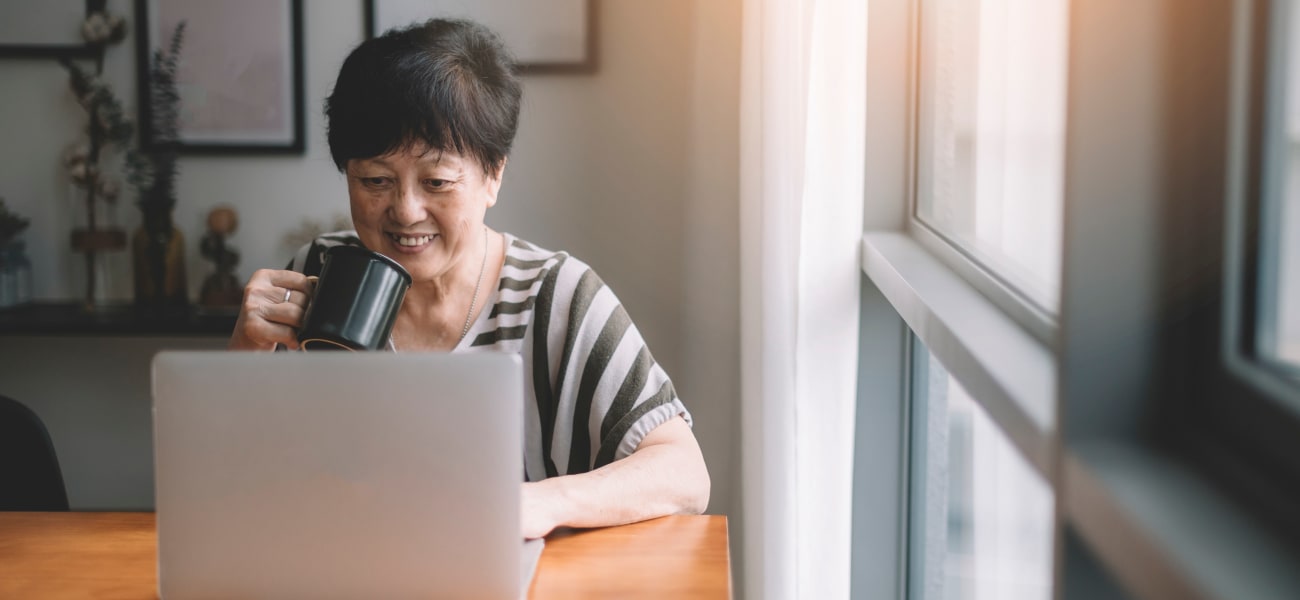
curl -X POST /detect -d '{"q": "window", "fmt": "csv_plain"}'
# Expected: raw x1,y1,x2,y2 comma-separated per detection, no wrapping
915,0,1070,313
858,0,1300,598
1273,154,1300,371
907,340,1053,600
1227,0,1300,411
1258,0,1300,377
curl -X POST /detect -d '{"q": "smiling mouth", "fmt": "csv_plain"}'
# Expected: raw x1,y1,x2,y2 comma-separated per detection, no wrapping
387,232,436,247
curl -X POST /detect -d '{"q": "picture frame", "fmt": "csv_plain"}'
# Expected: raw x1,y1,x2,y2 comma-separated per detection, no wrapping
135,0,305,154
0,0,100,59
364,0,596,74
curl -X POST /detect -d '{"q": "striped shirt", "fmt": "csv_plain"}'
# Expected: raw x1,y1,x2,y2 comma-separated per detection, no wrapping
289,231,692,481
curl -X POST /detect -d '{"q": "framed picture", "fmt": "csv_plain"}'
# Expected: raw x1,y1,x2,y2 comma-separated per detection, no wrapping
365,0,596,74
135,0,305,154
0,0,100,58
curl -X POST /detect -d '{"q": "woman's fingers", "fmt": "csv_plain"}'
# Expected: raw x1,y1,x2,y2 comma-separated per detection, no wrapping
255,270,315,312
230,269,313,351
245,314,302,350
256,295,307,328
283,288,308,306
263,269,313,294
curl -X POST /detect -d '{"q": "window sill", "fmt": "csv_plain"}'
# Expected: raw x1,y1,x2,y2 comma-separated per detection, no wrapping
1067,442,1300,600
861,231,1057,478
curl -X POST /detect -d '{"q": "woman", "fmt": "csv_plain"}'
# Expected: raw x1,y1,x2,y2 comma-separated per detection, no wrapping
228,19,709,538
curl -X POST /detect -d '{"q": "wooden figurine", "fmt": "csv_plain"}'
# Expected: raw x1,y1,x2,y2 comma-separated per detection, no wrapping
198,206,242,309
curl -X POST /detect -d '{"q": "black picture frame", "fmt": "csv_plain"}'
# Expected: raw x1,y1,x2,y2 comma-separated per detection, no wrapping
134,0,305,154
0,0,103,59
363,0,597,74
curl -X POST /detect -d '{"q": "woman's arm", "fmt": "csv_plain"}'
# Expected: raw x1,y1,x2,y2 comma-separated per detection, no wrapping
520,415,709,539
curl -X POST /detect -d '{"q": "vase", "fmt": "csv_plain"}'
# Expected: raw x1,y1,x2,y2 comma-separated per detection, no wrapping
9,241,32,307
68,181,127,310
0,241,33,309
133,221,188,310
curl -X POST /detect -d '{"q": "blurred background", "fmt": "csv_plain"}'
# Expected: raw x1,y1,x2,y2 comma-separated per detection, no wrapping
0,0,743,529
5,1,1300,599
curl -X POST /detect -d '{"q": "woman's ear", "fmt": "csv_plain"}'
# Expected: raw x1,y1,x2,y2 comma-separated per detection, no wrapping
485,158,507,208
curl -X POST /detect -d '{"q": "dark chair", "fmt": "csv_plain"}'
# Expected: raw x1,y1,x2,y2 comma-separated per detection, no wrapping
0,395,69,511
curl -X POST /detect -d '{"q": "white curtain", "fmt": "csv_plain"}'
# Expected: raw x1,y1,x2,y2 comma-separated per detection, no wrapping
739,0,866,597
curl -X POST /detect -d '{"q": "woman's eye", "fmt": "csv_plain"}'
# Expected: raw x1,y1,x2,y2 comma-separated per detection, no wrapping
425,179,449,189
361,177,390,188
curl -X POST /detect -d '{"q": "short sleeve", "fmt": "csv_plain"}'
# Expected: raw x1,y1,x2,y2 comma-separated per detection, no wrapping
531,258,692,476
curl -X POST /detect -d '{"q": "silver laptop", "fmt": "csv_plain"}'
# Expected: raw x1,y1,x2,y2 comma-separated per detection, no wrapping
152,351,541,599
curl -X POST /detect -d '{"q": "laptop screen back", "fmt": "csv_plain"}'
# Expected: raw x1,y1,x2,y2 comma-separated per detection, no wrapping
152,351,523,599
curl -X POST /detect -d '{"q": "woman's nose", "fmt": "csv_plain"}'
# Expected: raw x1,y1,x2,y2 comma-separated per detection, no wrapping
387,184,426,225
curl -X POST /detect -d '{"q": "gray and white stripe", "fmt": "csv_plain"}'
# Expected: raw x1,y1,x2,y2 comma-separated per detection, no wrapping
289,232,692,482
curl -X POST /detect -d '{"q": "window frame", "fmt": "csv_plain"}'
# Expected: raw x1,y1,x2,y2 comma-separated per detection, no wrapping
884,0,1060,480
897,0,1061,545
1174,0,1300,544
854,0,1064,596
850,0,917,597
1223,0,1300,408
855,0,1300,598
1240,0,1300,385
906,0,1067,349
908,222,1058,349
904,336,1058,600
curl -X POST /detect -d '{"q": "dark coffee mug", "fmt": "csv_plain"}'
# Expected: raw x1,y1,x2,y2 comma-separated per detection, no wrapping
297,245,411,351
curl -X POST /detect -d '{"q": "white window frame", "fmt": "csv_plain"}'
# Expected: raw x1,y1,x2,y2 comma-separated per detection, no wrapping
905,0,1067,348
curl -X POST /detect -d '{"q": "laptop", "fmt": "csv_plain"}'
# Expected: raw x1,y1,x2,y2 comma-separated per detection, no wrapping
151,351,541,599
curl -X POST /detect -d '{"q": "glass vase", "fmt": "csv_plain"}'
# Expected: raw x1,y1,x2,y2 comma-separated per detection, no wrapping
0,241,34,309
9,241,31,306
68,181,128,309
133,220,188,311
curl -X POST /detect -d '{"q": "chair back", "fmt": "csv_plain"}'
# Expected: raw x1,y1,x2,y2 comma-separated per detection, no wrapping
0,395,69,511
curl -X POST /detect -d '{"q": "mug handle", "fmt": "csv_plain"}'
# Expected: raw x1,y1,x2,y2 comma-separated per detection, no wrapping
295,275,358,351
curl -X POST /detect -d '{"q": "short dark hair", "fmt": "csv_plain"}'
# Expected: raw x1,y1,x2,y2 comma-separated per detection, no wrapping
325,19,522,176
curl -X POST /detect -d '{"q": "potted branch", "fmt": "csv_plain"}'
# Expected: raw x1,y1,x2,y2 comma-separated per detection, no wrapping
58,9,131,310
129,22,188,311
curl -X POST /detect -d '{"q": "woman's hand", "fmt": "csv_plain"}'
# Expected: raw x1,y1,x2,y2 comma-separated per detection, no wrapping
228,269,314,351
521,480,563,539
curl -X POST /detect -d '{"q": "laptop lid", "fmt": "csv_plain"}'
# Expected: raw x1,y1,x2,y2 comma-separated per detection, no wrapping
152,351,524,599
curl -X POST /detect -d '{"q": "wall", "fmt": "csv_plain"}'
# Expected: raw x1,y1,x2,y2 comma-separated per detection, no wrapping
684,0,744,577
0,0,741,524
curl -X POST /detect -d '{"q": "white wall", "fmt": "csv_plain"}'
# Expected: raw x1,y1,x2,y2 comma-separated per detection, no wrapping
0,0,741,521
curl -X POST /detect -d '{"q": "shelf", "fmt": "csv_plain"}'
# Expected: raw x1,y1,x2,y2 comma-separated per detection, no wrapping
0,302,237,337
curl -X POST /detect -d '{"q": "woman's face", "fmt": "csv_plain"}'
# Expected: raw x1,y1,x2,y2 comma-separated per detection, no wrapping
346,147,502,283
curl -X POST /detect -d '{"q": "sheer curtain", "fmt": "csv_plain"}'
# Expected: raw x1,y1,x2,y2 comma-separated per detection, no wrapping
739,0,866,597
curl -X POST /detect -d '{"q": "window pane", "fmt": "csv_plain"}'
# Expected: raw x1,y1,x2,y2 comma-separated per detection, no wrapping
908,340,1054,600
1263,0,1300,373
916,0,1070,312
1275,154,1300,369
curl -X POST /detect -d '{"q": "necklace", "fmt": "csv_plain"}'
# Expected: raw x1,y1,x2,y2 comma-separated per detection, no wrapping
460,224,489,344
389,225,489,351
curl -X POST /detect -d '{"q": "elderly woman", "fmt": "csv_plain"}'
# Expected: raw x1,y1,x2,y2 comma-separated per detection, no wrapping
228,19,709,538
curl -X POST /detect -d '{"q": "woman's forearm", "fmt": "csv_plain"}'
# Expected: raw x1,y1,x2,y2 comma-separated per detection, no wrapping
522,416,709,537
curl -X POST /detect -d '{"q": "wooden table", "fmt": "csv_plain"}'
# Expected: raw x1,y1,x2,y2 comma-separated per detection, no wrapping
0,512,731,599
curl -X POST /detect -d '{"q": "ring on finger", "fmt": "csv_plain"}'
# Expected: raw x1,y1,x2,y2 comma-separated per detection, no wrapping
283,288,292,304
